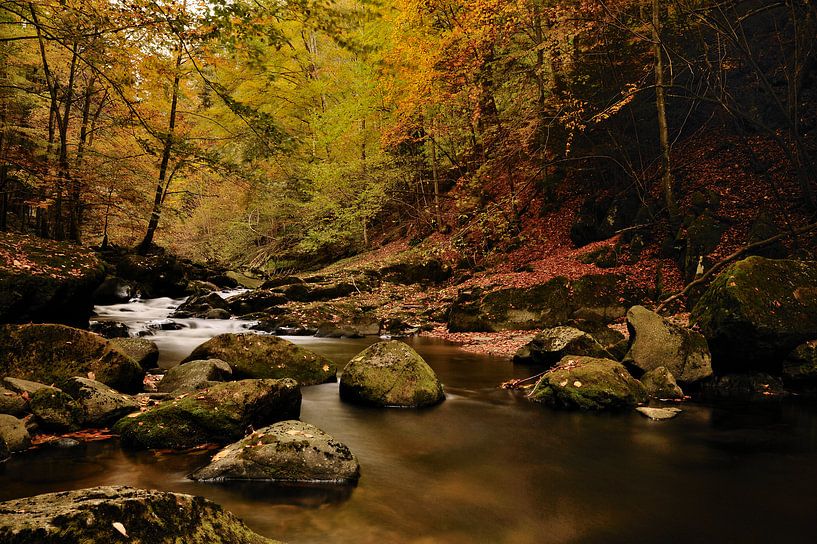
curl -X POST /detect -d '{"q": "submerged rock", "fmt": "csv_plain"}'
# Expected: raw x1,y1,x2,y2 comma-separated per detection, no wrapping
513,326,612,366
0,324,144,392
624,306,712,384
190,420,359,483
59,377,139,427
29,388,83,432
109,337,160,370
528,356,648,410
183,334,336,385
0,414,31,452
636,407,682,420
640,367,685,400
691,256,817,372
339,341,444,408
113,379,301,450
0,486,278,543
158,359,233,395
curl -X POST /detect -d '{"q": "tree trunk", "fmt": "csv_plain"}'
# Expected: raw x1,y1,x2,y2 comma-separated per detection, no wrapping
652,0,678,222
139,40,183,254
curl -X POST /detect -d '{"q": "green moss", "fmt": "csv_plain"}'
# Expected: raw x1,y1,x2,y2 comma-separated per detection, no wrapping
29,388,83,431
183,334,335,385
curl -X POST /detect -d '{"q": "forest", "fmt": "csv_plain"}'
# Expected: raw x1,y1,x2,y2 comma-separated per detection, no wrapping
0,1,816,543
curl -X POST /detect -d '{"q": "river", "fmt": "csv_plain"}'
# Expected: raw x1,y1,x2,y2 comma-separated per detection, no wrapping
1,294,817,543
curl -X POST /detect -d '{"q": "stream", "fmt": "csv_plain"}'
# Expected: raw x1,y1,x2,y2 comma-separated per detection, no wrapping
2,293,817,542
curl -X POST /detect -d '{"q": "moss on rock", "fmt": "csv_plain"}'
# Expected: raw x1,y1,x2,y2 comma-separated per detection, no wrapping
339,341,445,407
29,388,83,432
113,379,301,450
0,324,144,392
513,326,612,366
528,356,648,410
59,377,140,426
158,359,233,395
183,334,335,385
0,486,279,543
109,338,159,370
691,257,817,372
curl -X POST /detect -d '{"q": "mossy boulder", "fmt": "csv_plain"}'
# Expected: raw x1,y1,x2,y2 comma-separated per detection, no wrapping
0,324,144,392
30,388,83,432
183,334,336,385
172,292,230,318
113,379,301,450
190,420,360,483
2,377,57,396
158,359,233,395
0,486,278,543
528,356,648,410
339,341,445,408
109,337,160,370
691,257,817,372
0,232,106,326
513,326,612,366
448,274,637,332
60,377,139,427
640,366,684,400
782,340,817,381
623,306,712,384
0,414,31,452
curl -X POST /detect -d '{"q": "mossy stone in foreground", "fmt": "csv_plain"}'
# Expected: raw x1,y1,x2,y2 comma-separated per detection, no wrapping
190,420,360,483
0,486,278,543
339,341,444,407
183,333,336,385
29,388,83,432
529,356,648,410
113,379,301,450
0,324,144,392
59,377,140,426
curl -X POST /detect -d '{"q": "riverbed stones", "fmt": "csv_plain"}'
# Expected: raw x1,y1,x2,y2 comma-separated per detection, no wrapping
623,306,713,384
640,367,684,399
691,256,817,371
513,326,612,366
29,388,83,432
158,359,233,395
190,420,360,483
183,334,336,385
528,356,648,410
172,292,230,318
109,337,160,370
227,290,288,315
0,415,31,452
0,324,144,392
0,486,279,544
59,377,139,426
339,341,445,408
636,407,682,420
113,379,301,450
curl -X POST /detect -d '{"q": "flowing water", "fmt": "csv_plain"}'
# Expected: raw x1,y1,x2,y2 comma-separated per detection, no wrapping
2,295,817,543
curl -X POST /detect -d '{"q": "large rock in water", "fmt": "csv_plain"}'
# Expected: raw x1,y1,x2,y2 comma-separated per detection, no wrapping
339,341,444,407
691,257,817,371
158,359,233,394
190,420,360,483
623,306,712,384
183,334,336,385
0,486,278,543
0,233,106,326
59,377,139,426
0,324,144,392
113,379,301,450
448,274,639,332
640,367,684,400
528,356,648,410
110,337,160,370
513,326,612,366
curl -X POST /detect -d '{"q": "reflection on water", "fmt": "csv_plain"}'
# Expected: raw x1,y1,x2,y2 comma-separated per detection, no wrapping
3,298,816,542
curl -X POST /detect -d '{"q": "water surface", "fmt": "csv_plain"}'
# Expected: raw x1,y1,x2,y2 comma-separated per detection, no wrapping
2,297,817,543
